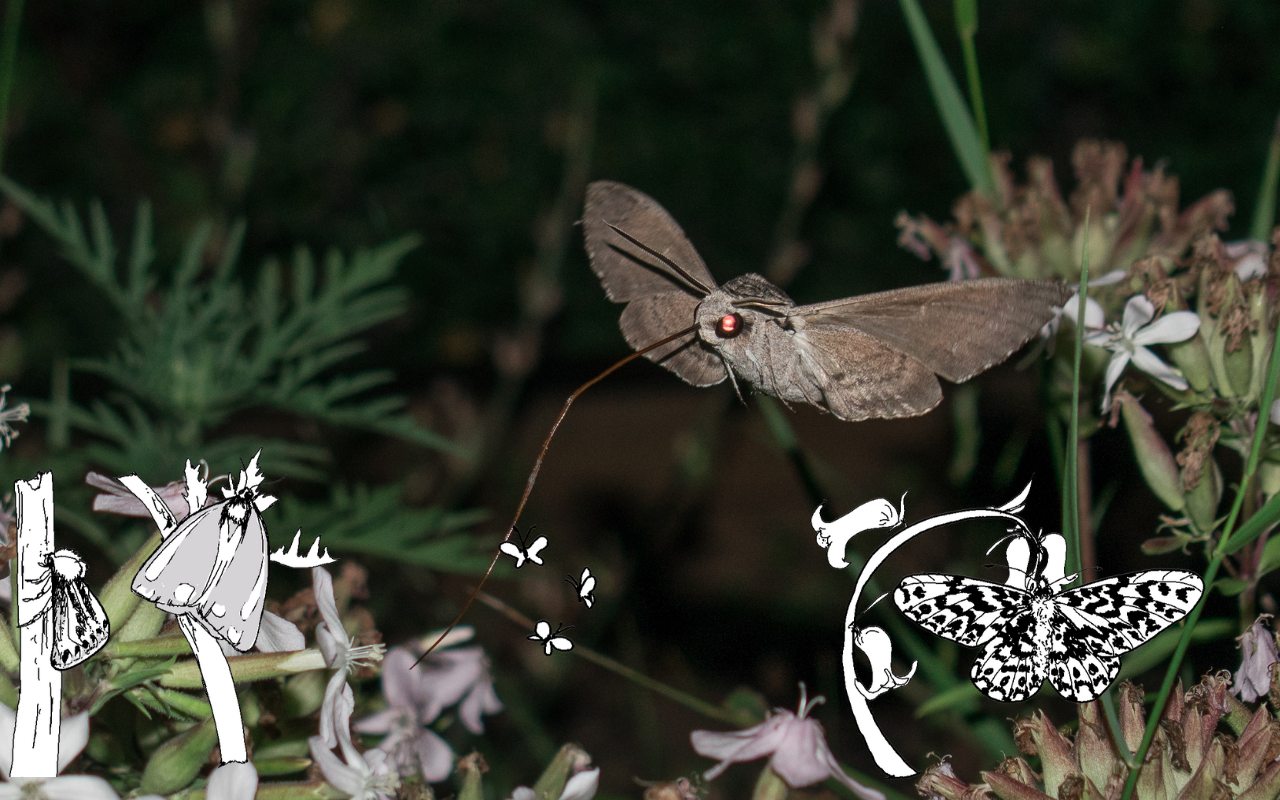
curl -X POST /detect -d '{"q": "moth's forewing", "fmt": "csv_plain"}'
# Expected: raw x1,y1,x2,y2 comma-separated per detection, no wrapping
50,578,110,669
132,502,268,651
197,511,268,652
796,279,1073,383
794,325,944,420
584,181,726,386
583,181,717,301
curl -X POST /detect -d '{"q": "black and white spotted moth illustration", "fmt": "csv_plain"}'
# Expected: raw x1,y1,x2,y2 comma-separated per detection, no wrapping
893,530,1203,702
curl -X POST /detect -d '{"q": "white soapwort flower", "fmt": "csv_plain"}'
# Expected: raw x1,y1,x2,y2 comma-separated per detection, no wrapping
353,647,455,782
309,684,401,800
0,704,118,799
1084,294,1200,410
314,566,386,749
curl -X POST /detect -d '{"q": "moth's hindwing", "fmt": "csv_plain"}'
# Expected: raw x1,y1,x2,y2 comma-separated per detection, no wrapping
894,574,1028,647
970,607,1045,703
50,576,110,670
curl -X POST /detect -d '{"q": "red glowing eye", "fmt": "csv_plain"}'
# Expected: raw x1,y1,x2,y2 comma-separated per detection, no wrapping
716,313,743,338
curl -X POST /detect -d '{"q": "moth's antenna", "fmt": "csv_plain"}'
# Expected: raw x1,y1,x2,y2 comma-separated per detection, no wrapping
413,324,699,668
603,220,714,297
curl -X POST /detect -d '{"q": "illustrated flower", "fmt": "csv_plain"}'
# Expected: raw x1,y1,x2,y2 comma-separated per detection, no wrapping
0,703,118,799
353,647,455,782
1084,294,1200,410
1232,616,1279,703
507,768,601,800
310,683,401,800
690,685,885,800
314,566,386,748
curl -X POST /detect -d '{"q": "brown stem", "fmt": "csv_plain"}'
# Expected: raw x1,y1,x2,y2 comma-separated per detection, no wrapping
413,324,699,667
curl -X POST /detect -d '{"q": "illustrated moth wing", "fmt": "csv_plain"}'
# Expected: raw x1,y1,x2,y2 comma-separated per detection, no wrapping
196,511,268,652
969,607,1047,702
132,502,268,651
50,578,110,669
795,326,944,421
795,279,1072,383
619,293,726,386
583,181,718,301
894,574,1027,647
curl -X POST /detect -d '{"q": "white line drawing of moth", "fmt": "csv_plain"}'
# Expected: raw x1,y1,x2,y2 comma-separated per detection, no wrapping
118,451,335,767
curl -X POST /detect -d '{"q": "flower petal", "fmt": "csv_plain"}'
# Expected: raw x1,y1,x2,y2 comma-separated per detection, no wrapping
458,671,503,735
1063,295,1106,330
1131,347,1188,389
205,761,259,800
320,671,350,750
309,735,363,795
559,767,600,800
0,702,15,777
1132,311,1200,346
379,648,421,711
312,567,346,667
1120,295,1155,339
510,788,538,800
1100,352,1131,411
40,776,123,800
57,712,90,773
418,648,483,722
769,717,831,787
814,738,887,800
413,727,456,783
256,611,305,653
352,707,400,736
691,715,791,780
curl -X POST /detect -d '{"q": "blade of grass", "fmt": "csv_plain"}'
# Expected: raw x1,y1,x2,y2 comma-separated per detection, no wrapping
1121,292,1280,800
898,0,994,196
1065,209,1091,583
953,0,989,154
1249,111,1280,242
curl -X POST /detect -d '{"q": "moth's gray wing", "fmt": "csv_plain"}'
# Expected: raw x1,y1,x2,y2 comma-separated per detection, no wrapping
619,293,726,386
132,504,223,609
795,279,1072,383
194,512,268,652
794,325,944,421
583,181,718,301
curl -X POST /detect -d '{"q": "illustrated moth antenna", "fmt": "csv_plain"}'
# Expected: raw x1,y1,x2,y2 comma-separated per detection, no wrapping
412,324,699,669
269,530,338,567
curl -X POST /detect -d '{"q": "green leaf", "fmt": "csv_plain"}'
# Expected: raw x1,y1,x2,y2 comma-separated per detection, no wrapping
898,0,994,196
1222,490,1280,554
1214,578,1249,597
914,683,980,717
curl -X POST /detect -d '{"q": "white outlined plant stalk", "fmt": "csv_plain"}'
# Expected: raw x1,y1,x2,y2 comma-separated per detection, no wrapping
11,472,58,778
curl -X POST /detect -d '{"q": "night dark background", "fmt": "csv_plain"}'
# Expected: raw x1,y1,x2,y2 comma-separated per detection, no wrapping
0,1,1277,797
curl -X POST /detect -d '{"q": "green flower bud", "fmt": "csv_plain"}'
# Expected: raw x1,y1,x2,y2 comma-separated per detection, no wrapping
1225,334,1253,398
114,599,167,643
1184,455,1223,534
161,648,326,689
752,765,789,800
1166,334,1214,393
140,716,218,795
1116,392,1185,511
282,668,327,719
457,753,487,800
533,744,592,800
1259,460,1280,499
99,530,162,632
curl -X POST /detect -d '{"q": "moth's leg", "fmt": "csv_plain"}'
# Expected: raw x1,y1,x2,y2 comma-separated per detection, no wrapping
724,367,745,405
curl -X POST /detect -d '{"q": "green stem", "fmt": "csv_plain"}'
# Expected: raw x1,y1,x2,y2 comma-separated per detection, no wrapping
1065,208,1091,583
1121,287,1280,800
954,0,989,154
1249,110,1280,242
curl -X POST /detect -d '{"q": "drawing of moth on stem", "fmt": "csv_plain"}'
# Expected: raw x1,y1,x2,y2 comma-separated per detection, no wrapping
810,483,1037,779
118,451,336,766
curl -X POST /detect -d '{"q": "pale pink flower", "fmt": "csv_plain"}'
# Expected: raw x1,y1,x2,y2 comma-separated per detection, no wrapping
416,645,503,734
309,684,400,800
1225,239,1269,281
690,685,884,800
314,566,386,749
353,647,454,782
1233,616,1279,703
85,466,206,520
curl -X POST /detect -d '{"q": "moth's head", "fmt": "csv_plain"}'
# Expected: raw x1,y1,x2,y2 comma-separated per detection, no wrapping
48,549,86,581
695,290,750,348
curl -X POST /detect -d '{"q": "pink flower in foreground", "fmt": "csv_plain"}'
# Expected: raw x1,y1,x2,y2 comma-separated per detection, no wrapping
353,647,455,782
309,683,400,800
1233,616,1280,703
416,645,503,734
690,685,884,800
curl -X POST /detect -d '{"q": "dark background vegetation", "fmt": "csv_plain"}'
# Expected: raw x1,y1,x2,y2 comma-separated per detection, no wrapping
0,0,1278,796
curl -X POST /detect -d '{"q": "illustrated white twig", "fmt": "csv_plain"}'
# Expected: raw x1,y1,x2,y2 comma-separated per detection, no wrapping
11,472,57,778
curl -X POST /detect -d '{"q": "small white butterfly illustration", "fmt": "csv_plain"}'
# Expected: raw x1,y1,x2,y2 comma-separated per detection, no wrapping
499,525,548,569
528,620,573,656
566,567,596,608
894,530,1203,703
